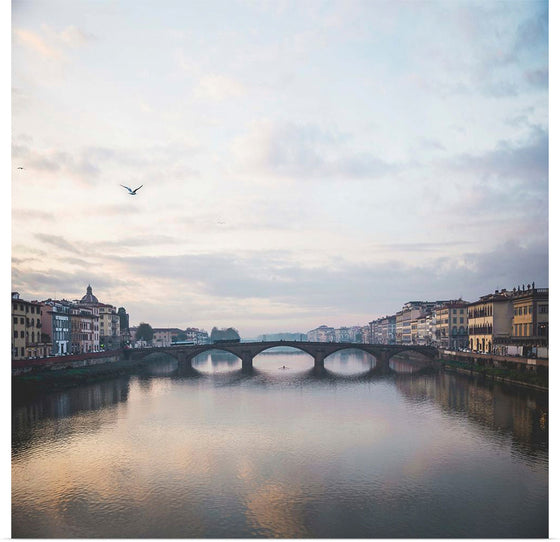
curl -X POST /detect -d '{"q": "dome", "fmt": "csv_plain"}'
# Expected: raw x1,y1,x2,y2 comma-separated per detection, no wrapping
80,284,99,304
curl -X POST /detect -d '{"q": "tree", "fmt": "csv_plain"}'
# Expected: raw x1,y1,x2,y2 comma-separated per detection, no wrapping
210,327,240,343
135,322,154,343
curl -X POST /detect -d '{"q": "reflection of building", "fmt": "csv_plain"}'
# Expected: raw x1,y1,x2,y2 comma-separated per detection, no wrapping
468,289,513,354
394,371,547,454
11,292,49,360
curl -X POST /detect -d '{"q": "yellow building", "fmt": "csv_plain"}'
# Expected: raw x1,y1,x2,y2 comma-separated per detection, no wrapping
11,292,49,360
468,289,513,354
505,284,548,355
434,300,469,350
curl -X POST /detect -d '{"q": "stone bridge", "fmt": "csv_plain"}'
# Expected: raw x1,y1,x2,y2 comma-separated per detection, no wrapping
124,341,439,374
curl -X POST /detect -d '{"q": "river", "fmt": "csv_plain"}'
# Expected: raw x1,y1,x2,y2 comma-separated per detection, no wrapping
12,348,548,538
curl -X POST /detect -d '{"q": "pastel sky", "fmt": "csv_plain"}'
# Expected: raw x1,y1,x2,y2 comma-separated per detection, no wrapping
10,0,549,337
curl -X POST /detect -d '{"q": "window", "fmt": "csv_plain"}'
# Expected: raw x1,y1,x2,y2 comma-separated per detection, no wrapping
20,331,24,338
13,316,17,324
539,305,548,314
14,330,17,338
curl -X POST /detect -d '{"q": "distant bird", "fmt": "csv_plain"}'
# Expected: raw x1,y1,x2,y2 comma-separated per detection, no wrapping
120,184,143,195
17,167,24,170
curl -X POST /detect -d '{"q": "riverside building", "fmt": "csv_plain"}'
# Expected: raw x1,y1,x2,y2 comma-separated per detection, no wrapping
11,292,48,360
467,289,513,354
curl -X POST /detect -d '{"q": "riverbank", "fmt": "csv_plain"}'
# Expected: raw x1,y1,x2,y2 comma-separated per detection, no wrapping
12,355,164,396
438,357,548,391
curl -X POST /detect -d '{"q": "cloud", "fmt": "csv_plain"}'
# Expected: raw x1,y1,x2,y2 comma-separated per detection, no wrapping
194,74,246,101
34,234,81,254
12,140,201,187
111,239,548,317
12,209,55,222
232,120,395,180
12,144,103,184
11,268,125,302
13,24,94,66
454,127,547,182
13,28,61,59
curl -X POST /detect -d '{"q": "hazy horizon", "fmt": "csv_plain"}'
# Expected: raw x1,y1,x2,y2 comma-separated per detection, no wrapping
11,0,549,337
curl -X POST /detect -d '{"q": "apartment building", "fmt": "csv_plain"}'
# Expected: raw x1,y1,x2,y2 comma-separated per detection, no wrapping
433,300,469,350
152,328,183,347
77,285,120,350
40,299,72,355
398,302,436,344
11,292,49,360
369,315,397,344
185,327,209,344
495,284,549,356
70,305,100,354
414,312,433,345
468,289,513,354
307,325,335,342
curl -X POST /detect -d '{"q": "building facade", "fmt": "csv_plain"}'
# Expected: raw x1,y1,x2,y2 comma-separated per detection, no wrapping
433,300,469,350
152,328,183,347
468,289,513,354
41,300,72,355
307,325,335,342
496,284,549,356
77,285,120,350
11,292,49,360
70,305,100,354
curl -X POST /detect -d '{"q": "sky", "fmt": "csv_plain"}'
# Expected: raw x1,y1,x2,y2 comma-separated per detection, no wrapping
10,0,550,338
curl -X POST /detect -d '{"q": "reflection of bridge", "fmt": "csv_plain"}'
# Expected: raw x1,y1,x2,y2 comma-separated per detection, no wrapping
124,341,438,373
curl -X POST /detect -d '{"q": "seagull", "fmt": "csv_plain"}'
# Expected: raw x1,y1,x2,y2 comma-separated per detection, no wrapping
120,184,143,195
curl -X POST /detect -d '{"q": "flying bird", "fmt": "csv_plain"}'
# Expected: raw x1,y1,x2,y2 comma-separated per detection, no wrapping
17,167,24,170
120,184,143,195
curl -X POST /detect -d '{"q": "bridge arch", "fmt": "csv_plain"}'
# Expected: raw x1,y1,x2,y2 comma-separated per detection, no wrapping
126,341,438,373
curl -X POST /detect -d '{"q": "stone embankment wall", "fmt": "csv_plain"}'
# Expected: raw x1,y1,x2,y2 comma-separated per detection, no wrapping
12,350,123,376
438,349,548,372
438,349,548,390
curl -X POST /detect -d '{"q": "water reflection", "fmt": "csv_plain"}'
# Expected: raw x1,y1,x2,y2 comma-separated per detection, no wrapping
192,350,242,373
12,377,131,458
324,348,376,374
395,371,548,457
12,351,548,538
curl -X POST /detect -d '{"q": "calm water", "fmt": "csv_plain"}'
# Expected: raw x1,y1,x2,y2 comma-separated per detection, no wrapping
12,349,548,538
